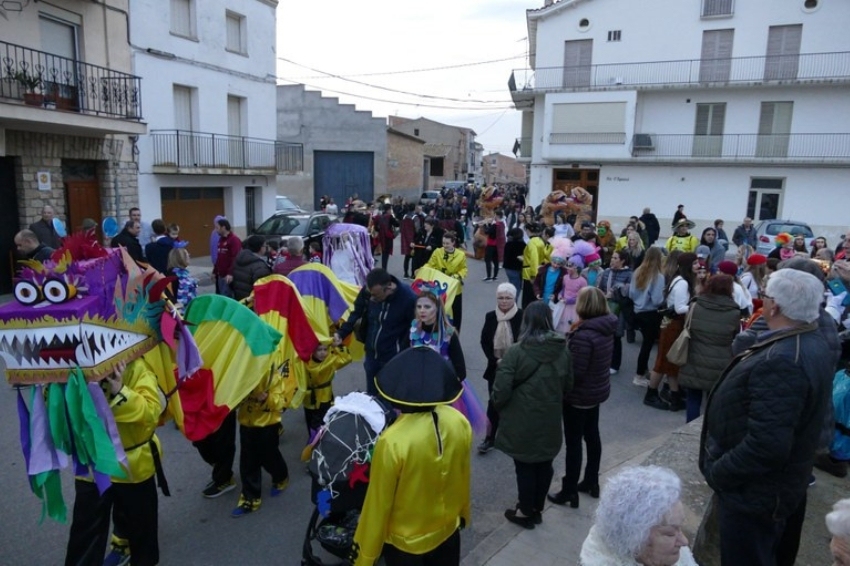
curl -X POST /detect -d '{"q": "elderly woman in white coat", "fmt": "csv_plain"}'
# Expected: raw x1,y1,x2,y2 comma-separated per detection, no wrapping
579,466,698,566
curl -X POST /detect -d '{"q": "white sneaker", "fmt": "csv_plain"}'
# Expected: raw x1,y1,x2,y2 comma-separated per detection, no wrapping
632,375,649,387
609,368,618,375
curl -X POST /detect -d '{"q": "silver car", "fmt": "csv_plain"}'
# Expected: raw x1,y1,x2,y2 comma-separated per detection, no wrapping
754,219,815,255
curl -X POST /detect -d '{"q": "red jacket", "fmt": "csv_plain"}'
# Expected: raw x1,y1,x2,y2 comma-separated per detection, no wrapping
213,232,242,277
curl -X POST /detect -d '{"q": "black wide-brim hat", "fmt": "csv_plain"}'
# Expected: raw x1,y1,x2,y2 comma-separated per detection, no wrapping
375,347,462,408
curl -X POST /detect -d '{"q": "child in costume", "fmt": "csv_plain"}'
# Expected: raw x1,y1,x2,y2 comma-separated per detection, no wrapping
232,371,290,518
167,246,198,309
556,254,588,333
309,241,323,263
426,230,468,331
304,342,353,440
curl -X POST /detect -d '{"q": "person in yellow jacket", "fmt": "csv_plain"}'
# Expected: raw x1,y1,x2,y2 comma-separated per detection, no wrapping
665,219,699,253
231,369,290,518
521,223,550,308
65,359,164,566
350,347,471,566
304,343,353,439
426,231,468,330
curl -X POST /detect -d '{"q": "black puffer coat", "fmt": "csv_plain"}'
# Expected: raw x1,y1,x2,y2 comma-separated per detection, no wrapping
699,323,833,520
565,314,617,407
677,294,741,392
231,249,272,301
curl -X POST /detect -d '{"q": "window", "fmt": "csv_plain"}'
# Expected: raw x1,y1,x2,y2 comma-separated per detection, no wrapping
699,29,734,82
173,85,197,167
226,11,247,55
756,102,793,157
170,0,196,38
414,129,419,136
747,178,784,220
702,0,734,17
563,39,593,87
764,25,802,80
692,103,726,157
430,157,444,177
607,30,621,42
551,102,626,144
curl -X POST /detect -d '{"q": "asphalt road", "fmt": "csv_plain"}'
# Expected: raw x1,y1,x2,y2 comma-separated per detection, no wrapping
0,247,684,565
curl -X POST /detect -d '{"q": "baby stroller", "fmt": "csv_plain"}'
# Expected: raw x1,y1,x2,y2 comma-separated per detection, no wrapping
301,392,392,566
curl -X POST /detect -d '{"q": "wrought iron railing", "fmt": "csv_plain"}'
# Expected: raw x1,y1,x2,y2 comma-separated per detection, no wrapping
0,40,142,119
628,133,850,162
151,130,304,173
510,51,850,92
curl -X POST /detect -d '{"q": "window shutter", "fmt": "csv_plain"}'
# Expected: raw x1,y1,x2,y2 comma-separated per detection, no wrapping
695,105,710,135
699,29,734,81
765,25,802,80
226,13,241,52
710,104,726,135
563,39,593,87
171,0,192,36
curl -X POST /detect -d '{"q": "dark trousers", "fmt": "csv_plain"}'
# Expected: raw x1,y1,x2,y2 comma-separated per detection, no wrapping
777,491,807,566
718,495,787,566
513,459,554,516
66,477,158,566
634,310,661,375
562,404,601,493
484,378,499,441
239,423,288,501
404,253,414,277
383,528,460,566
484,246,499,279
685,388,703,423
451,294,463,332
304,402,332,437
521,280,536,309
611,336,622,371
192,411,236,485
381,242,392,271
363,356,386,397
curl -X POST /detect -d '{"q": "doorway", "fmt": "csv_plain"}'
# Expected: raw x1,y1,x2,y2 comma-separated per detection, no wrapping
0,157,19,294
552,168,599,222
161,187,224,257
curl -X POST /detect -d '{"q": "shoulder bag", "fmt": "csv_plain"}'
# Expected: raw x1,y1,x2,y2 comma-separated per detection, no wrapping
666,302,695,366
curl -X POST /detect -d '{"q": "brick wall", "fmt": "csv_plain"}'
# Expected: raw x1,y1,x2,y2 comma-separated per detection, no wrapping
387,132,424,193
5,131,138,228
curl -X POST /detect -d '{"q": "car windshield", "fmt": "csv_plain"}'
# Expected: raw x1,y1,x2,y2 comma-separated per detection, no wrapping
254,215,308,236
766,223,814,237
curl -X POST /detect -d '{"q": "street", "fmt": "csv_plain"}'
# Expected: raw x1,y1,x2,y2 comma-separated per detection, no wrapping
0,247,685,565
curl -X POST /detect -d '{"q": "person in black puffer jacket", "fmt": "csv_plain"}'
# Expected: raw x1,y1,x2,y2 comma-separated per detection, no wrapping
549,287,616,508
231,235,272,301
699,269,834,566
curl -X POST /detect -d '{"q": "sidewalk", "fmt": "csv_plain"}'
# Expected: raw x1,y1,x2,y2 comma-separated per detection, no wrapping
462,432,670,565
188,255,214,288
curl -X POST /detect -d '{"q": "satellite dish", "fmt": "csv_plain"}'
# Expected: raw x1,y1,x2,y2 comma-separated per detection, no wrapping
52,217,67,238
102,216,120,238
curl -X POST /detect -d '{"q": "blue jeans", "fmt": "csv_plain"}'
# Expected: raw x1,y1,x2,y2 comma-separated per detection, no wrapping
504,269,522,301
685,388,703,423
363,356,384,397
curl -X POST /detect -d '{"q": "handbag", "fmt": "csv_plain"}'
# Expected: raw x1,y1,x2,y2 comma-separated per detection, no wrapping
549,300,566,328
666,303,695,366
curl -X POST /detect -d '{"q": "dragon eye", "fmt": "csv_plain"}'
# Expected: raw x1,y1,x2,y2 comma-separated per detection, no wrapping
43,279,70,303
14,281,41,305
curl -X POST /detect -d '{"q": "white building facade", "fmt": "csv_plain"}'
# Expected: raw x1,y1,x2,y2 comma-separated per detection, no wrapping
131,0,288,254
511,0,850,241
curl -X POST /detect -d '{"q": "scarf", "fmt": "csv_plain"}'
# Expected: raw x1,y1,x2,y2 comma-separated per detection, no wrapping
493,304,519,359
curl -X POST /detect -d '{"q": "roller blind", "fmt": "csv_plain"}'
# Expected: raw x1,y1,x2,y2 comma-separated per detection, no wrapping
552,102,626,133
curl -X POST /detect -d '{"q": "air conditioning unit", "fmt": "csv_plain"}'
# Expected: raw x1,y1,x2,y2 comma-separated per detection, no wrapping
632,133,655,150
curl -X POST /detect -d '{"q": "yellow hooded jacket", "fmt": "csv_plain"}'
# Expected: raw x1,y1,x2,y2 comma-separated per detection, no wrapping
305,347,353,409
351,406,472,565
426,248,468,294
237,370,288,428
522,236,548,281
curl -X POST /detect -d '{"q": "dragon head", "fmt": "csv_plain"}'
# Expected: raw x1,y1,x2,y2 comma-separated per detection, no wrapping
0,233,167,384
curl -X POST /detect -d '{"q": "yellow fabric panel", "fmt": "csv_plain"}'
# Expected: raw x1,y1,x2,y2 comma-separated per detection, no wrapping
411,266,461,318
424,248,468,294
141,343,183,432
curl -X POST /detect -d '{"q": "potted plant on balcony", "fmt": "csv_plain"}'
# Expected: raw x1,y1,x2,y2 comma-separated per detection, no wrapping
14,71,44,106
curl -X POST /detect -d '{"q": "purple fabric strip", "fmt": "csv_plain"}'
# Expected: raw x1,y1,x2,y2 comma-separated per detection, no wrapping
28,385,67,475
17,388,32,473
177,321,202,381
93,471,111,494
87,383,128,472
288,270,350,321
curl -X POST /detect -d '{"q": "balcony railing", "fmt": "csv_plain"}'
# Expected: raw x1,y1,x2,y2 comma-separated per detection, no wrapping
151,130,303,173
629,133,850,162
0,40,142,119
510,51,850,93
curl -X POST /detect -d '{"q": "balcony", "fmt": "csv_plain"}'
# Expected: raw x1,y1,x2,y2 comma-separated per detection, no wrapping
0,41,145,136
509,51,850,97
629,133,850,164
151,130,303,175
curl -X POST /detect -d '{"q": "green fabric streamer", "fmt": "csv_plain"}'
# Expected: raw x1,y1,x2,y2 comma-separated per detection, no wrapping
31,471,66,524
65,369,125,478
47,383,71,457
64,370,92,466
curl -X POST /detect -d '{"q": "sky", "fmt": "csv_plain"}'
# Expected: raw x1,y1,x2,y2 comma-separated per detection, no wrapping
276,0,535,157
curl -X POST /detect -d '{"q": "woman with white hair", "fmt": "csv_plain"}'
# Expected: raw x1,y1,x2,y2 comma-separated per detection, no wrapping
826,499,850,565
580,465,698,565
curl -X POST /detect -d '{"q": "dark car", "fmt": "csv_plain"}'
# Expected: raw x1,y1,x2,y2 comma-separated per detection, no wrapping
252,211,335,253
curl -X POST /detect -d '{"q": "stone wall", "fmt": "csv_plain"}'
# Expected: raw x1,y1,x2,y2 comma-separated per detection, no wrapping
5,131,138,228
387,131,425,194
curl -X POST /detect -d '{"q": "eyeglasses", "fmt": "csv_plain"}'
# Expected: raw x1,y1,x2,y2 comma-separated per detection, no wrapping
762,294,775,301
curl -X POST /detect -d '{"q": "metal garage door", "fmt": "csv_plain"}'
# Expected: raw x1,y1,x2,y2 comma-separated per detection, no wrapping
314,151,374,210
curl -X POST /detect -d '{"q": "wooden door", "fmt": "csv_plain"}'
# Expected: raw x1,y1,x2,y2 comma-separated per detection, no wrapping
65,180,102,235
160,187,224,257
0,157,18,294
552,168,599,222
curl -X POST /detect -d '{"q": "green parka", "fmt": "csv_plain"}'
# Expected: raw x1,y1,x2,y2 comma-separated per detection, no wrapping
492,331,573,463
677,293,741,392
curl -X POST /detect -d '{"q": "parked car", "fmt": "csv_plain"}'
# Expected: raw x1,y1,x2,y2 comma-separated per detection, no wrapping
754,219,815,255
276,195,307,213
252,211,335,254
442,181,467,195
419,190,441,206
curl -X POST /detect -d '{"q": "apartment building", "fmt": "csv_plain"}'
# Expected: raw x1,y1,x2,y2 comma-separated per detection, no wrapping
511,0,850,240
483,152,527,185
0,1,146,293
131,0,301,255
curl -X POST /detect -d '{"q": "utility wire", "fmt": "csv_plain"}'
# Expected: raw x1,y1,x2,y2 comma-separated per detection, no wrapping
278,54,526,79
279,57,513,104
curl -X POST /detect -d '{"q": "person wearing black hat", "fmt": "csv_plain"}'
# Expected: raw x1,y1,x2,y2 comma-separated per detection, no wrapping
350,347,472,565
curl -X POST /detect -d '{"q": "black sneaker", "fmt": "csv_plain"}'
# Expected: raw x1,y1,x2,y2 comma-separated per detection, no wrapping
202,478,236,499
477,438,495,454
